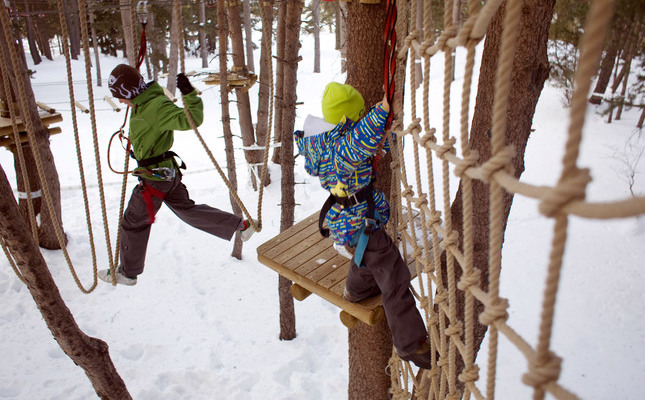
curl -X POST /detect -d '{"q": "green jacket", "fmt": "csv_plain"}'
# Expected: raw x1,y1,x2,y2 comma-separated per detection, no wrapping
129,81,204,179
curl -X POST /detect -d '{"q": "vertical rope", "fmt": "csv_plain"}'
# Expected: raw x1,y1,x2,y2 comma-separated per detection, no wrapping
0,67,39,246
528,1,616,399
0,4,96,293
486,0,523,398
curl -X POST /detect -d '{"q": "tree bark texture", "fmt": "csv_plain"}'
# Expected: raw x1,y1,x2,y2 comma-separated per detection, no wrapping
589,26,620,105
0,29,65,250
226,3,260,190
198,0,208,68
119,0,135,65
254,0,274,187
313,0,321,73
243,0,255,72
11,143,42,233
217,0,243,260
344,2,391,399
0,165,131,400
89,8,102,86
271,0,287,164
448,0,555,381
277,0,303,341
167,3,180,95
348,318,393,400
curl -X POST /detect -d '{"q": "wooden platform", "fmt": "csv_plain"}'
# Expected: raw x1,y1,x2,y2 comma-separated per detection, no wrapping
257,212,416,327
0,110,62,148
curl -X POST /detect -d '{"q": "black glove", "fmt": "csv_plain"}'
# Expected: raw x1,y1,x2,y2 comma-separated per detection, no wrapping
177,73,194,95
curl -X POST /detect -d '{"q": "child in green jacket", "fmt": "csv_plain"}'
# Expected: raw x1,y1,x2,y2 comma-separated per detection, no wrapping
98,64,255,286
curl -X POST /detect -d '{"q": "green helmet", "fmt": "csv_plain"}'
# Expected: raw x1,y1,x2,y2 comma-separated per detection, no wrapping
321,82,365,125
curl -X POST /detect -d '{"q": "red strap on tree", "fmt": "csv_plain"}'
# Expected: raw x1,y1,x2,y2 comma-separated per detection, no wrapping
136,23,147,69
383,0,397,131
141,181,166,224
373,0,398,171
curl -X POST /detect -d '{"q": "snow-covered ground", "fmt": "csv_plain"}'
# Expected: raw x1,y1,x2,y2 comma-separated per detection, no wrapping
1,31,644,399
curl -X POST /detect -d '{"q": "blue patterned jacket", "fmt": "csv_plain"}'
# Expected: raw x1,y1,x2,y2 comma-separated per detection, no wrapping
294,105,390,245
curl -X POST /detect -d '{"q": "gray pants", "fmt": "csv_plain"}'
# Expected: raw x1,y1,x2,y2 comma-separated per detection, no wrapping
119,175,242,277
345,228,428,356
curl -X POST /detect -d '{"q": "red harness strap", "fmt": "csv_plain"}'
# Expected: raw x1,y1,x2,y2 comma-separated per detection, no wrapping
140,181,166,224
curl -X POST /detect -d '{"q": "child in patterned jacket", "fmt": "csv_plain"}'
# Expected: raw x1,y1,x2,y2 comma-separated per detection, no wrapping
294,82,431,369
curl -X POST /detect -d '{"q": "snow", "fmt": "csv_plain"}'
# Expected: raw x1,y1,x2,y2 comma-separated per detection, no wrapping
1,32,644,400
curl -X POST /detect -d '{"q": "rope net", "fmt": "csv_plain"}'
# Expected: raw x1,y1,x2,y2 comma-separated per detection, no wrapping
386,0,645,399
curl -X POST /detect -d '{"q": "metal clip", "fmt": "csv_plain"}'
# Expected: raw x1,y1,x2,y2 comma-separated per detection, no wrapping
136,0,148,24
151,167,176,181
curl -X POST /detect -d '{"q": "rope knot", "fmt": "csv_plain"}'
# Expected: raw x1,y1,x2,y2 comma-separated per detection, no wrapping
426,210,442,228
419,130,437,148
419,296,431,310
539,168,592,217
457,268,481,291
418,37,434,58
445,321,463,338
478,297,509,326
436,26,459,52
413,194,428,208
454,151,479,178
405,118,422,137
446,391,462,400
521,352,562,389
439,231,459,252
436,137,457,159
427,314,439,326
434,290,448,305
479,145,515,182
401,184,415,199
458,365,480,384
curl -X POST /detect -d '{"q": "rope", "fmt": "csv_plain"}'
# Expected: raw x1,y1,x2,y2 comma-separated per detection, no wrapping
0,4,97,293
386,0,640,399
168,0,261,232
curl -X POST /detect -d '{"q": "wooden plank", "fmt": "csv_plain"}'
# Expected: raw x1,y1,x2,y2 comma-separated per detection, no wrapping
256,213,318,255
0,111,62,135
279,235,332,269
257,211,404,326
0,127,62,148
293,245,338,277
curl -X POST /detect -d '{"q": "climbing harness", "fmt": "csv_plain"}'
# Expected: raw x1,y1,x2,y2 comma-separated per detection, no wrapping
318,180,382,268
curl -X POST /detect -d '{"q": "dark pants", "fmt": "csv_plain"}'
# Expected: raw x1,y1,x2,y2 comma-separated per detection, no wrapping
119,174,242,277
345,228,428,356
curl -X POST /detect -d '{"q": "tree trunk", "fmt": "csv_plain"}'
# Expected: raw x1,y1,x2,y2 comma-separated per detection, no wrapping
227,2,260,189
198,0,208,68
217,0,243,260
637,106,644,129
89,8,102,87
167,3,180,95
33,17,53,61
64,0,81,59
614,56,630,121
255,0,274,187
0,27,65,250
0,165,132,399
448,0,555,386
23,8,42,65
345,2,391,399
589,26,621,104
335,2,341,50
339,1,348,73
271,0,287,164
313,0,320,73
277,0,302,342
12,143,42,233
243,0,255,72
120,0,136,65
